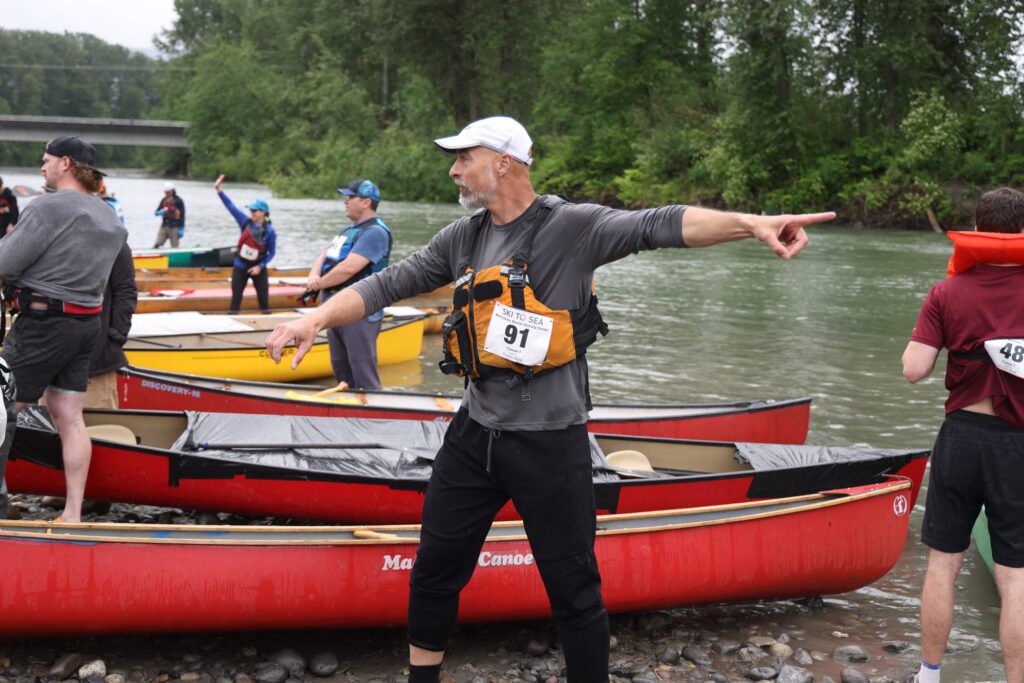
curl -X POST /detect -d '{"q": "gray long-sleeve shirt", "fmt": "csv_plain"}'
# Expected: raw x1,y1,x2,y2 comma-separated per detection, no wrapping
0,189,128,307
353,196,687,430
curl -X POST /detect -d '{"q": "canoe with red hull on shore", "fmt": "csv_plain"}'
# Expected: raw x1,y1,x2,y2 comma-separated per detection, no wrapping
6,407,929,523
117,366,813,443
0,479,913,638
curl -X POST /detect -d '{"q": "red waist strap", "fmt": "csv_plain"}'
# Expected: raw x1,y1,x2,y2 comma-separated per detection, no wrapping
60,302,103,315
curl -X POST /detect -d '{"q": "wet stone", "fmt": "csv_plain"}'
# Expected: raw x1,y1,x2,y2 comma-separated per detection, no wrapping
80,661,108,679
234,674,254,683
793,649,813,666
709,675,729,683
748,636,777,649
85,675,106,683
810,651,828,662
525,639,550,657
632,672,659,683
681,646,711,667
180,673,203,681
49,654,82,679
656,648,680,665
839,668,869,683
712,639,742,656
240,648,258,659
269,650,305,673
777,665,813,683
105,673,127,683
882,642,911,654
608,635,619,652
832,645,869,664
252,664,287,683
768,644,793,659
308,653,338,678
745,666,778,680
776,633,791,644
736,647,767,664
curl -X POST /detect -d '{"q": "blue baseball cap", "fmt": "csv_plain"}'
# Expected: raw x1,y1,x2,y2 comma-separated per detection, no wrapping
338,179,381,203
247,199,270,213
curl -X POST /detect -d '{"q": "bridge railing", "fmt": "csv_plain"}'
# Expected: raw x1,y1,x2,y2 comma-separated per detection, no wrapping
0,114,189,149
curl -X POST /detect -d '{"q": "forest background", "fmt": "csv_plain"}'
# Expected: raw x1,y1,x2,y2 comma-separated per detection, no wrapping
1,0,1023,228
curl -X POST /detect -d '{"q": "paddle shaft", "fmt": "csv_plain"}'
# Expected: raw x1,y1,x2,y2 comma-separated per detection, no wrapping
126,337,183,349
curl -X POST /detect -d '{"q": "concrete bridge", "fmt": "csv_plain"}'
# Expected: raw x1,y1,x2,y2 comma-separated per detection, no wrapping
0,114,189,149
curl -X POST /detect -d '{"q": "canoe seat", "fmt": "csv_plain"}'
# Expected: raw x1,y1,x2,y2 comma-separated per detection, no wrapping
86,424,139,445
606,450,654,476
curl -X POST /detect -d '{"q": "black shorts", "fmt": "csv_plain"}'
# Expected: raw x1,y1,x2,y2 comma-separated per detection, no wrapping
0,312,100,402
921,410,1024,567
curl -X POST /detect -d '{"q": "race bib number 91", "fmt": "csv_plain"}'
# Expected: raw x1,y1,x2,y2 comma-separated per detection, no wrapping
483,302,553,366
984,339,1024,380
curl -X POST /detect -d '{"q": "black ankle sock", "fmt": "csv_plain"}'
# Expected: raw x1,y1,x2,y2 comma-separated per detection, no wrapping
408,663,441,682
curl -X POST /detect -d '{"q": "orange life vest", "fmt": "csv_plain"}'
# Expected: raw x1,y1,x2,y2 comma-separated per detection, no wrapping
438,196,608,390
946,230,1024,278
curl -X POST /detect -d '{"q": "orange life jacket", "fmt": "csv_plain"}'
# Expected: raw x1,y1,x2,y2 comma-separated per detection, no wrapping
946,230,1024,278
438,196,607,391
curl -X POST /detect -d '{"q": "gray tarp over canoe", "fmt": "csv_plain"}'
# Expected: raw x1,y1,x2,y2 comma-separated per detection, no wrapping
16,408,922,483
733,443,925,469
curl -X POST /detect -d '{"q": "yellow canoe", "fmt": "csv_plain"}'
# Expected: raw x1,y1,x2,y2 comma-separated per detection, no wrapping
124,316,424,382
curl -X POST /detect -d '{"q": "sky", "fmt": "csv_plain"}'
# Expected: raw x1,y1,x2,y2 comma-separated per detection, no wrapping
2,0,179,55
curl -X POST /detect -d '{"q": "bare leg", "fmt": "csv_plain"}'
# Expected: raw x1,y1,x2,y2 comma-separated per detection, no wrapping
920,548,965,666
44,390,90,523
994,563,1024,683
409,646,443,666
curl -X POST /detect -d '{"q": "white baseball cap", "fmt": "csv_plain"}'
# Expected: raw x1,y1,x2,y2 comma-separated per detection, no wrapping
434,116,533,166
163,182,175,191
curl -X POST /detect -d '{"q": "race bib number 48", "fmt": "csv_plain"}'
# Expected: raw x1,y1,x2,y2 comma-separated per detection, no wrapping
483,302,553,366
984,339,1024,380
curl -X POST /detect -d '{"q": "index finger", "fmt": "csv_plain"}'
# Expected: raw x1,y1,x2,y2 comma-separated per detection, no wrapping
793,211,836,227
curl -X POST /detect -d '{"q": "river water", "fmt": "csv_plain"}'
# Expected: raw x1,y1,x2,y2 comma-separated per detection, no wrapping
0,169,1006,680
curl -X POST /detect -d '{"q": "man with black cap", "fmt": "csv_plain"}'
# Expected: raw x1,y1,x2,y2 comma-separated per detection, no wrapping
266,116,835,682
304,179,392,389
0,136,127,524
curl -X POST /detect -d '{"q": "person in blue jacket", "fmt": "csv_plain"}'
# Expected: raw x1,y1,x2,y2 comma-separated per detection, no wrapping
213,174,277,313
305,179,392,388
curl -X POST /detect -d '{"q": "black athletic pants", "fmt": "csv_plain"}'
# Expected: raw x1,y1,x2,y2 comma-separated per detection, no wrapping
408,408,609,682
229,265,270,313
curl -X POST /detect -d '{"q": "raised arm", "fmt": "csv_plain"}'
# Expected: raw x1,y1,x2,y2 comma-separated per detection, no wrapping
681,207,836,259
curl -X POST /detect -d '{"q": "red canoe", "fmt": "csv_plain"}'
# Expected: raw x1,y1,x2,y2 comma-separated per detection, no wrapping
6,408,929,523
0,479,913,637
118,366,813,443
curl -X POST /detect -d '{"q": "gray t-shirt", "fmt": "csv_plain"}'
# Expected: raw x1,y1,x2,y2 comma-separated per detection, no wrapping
353,195,687,430
0,189,128,307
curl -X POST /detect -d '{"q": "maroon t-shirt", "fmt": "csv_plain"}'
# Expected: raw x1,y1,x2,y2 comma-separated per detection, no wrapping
911,264,1024,429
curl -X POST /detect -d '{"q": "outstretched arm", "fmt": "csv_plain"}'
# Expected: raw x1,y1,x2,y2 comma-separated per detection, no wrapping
265,288,367,369
681,207,836,260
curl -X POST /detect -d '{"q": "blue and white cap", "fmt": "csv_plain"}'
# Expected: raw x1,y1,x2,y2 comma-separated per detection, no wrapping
338,179,381,203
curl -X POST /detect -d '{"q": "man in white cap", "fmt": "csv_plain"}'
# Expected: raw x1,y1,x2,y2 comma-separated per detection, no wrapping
266,115,835,682
153,181,186,248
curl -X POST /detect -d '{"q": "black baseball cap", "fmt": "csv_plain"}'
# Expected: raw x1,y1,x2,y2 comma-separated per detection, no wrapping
45,136,106,176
